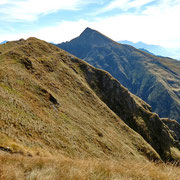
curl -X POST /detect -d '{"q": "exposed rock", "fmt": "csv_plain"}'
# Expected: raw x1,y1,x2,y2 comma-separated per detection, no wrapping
0,146,12,153
20,58,33,71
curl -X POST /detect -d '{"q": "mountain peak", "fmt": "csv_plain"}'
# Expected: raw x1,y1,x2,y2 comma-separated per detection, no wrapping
57,28,180,123
82,27,94,33
80,27,97,35
78,27,113,45
79,27,101,39
57,28,115,59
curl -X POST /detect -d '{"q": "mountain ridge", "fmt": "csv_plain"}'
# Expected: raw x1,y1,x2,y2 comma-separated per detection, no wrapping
0,37,160,161
57,27,180,123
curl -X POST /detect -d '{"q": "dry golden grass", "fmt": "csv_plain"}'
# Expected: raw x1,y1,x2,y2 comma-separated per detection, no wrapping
0,152,180,180
0,37,180,171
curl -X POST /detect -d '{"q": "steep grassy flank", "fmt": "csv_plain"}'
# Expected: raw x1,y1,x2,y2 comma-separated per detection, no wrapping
0,38,159,161
0,38,179,164
57,27,180,122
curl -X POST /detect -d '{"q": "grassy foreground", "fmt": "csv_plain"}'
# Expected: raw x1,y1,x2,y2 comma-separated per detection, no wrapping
0,152,180,180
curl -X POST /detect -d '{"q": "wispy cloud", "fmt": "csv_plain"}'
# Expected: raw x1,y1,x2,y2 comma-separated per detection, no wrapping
95,0,154,14
0,0,180,49
6,9,178,48
0,0,9,5
143,0,180,16
128,0,155,8
0,0,87,21
102,0,129,11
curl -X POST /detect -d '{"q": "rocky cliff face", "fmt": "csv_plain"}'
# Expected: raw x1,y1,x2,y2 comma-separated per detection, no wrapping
57,28,180,123
0,38,179,163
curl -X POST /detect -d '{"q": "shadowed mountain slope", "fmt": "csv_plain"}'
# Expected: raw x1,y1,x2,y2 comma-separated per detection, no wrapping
57,27,180,123
0,38,179,163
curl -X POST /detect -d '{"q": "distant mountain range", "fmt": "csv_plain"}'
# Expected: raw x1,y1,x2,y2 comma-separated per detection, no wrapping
138,48,155,55
119,40,180,60
57,27,180,123
0,40,8,44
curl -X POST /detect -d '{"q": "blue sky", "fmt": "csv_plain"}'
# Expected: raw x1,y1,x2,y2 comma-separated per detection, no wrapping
0,0,180,48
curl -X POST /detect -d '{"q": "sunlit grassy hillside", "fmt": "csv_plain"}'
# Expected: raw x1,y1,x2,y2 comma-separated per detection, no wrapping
0,38,161,160
0,38,179,179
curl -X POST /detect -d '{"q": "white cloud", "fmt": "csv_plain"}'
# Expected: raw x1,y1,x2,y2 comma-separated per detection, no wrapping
33,20,90,43
0,19,90,42
143,0,180,16
0,0,86,21
0,0,9,5
31,9,180,48
102,0,129,11
128,0,154,8
96,0,154,14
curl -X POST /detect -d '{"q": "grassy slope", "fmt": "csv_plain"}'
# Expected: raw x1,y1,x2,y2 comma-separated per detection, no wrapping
0,38,180,178
0,38,160,160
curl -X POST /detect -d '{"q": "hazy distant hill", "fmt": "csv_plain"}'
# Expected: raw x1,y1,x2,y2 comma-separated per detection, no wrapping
57,27,180,123
139,48,154,55
0,40,8,44
119,40,180,60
